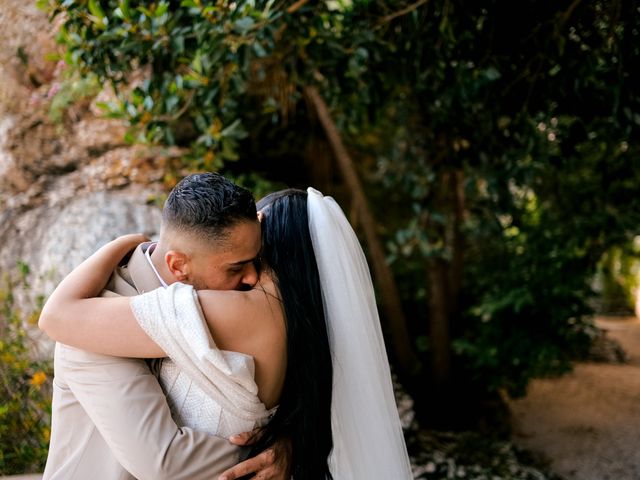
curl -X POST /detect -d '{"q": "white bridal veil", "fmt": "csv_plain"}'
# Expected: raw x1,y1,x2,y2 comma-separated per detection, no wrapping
307,188,413,479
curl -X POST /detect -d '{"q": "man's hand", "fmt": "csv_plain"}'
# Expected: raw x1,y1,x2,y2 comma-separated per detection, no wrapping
218,432,291,480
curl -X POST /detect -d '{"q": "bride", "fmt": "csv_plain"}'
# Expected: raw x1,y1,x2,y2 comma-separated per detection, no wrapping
40,187,412,479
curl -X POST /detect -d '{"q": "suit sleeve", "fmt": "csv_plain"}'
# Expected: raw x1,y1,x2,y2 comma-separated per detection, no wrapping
58,344,242,480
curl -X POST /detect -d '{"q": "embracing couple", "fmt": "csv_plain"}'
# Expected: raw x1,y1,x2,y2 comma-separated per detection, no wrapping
39,173,412,479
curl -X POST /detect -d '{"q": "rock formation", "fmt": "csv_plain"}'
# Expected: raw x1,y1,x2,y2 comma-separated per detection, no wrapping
0,1,175,354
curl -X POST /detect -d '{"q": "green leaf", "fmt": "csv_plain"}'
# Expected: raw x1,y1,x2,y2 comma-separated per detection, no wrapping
172,35,185,54
143,95,154,110
115,0,131,20
165,95,179,111
483,67,501,81
548,64,561,76
17,261,30,277
252,42,267,57
220,119,247,140
192,52,203,74
220,139,239,160
234,17,255,35
126,103,138,117
35,0,50,11
156,1,169,17
138,6,154,17
88,0,107,27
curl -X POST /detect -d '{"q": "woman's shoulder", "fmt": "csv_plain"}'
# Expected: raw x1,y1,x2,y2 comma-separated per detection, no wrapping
195,278,284,353
196,278,281,314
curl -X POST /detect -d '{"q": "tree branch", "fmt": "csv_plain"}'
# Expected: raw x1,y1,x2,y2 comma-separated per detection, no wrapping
304,85,421,375
155,89,196,123
287,0,310,14
381,0,429,24
558,0,584,31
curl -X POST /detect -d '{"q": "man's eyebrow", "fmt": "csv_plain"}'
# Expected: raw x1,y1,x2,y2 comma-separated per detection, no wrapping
227,257,258,267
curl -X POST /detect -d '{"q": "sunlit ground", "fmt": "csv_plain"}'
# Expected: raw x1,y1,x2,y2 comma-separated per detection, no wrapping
508,315,640,480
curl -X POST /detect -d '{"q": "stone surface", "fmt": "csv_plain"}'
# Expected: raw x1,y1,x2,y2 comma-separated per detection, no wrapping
1,187,162,281
0,1,182,347
0,0,58,115
0,186,163,357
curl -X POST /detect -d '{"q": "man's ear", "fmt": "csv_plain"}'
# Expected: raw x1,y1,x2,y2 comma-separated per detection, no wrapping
165,250,190,282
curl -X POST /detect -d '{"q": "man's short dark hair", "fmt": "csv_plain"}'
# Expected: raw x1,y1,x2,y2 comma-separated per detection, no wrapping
162,172,257,243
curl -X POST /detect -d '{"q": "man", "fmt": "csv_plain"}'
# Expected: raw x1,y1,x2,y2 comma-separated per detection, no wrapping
42,173,288,479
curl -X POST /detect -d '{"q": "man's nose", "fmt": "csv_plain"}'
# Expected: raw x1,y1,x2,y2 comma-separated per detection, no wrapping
241,263,259,288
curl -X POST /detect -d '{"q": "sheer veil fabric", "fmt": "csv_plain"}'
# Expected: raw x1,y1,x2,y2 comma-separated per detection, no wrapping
307,188,413,479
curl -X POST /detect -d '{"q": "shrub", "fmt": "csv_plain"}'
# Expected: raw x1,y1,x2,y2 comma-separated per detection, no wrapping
0,267,52,475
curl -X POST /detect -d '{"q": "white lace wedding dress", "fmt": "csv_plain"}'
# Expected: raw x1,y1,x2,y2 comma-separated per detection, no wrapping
130,282,273,438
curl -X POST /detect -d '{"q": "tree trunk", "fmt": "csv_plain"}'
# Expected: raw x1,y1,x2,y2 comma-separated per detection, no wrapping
304,85,421,375
449,169,465,313
428,257,451,387
426,169,465,392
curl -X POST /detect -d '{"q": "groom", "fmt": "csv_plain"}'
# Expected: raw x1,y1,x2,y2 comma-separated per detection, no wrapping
43,173,288,479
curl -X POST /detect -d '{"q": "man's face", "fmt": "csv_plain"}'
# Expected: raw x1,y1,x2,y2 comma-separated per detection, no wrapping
188,220,262,291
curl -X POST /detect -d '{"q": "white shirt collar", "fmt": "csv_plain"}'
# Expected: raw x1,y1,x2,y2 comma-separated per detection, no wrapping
144,243,169,288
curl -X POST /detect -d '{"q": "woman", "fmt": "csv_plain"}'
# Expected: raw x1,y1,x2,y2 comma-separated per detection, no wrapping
40,188,412,479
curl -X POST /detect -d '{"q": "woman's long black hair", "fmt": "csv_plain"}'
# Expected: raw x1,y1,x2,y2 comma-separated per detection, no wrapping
249,189,333,479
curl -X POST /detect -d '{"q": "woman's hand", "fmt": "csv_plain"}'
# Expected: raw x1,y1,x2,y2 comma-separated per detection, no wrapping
56,232,151,299
111,233,151,250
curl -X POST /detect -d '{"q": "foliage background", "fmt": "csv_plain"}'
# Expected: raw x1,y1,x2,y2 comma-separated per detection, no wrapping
42,0,640,417
2,0,640,474
0,267,51,475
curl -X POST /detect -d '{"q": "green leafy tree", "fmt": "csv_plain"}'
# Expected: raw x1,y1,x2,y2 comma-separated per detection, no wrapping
43,0,640,427
357,0,640,421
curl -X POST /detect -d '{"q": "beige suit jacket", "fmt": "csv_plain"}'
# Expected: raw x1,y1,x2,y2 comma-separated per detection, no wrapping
43,243,243,479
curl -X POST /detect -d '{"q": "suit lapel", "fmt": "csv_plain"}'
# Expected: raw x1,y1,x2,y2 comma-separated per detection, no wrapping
127,242,164,294
126,242,166,376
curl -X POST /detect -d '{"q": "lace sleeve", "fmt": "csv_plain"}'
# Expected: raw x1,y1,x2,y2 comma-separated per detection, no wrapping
130,283,269,422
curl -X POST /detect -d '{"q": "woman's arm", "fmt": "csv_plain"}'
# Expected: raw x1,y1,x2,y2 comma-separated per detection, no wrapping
39,234,166,358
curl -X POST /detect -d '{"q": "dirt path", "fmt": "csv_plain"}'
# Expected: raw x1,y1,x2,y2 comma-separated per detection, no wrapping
508,316,640,480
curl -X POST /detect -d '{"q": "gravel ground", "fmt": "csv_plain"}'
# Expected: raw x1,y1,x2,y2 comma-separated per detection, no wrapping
508,316,640,480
